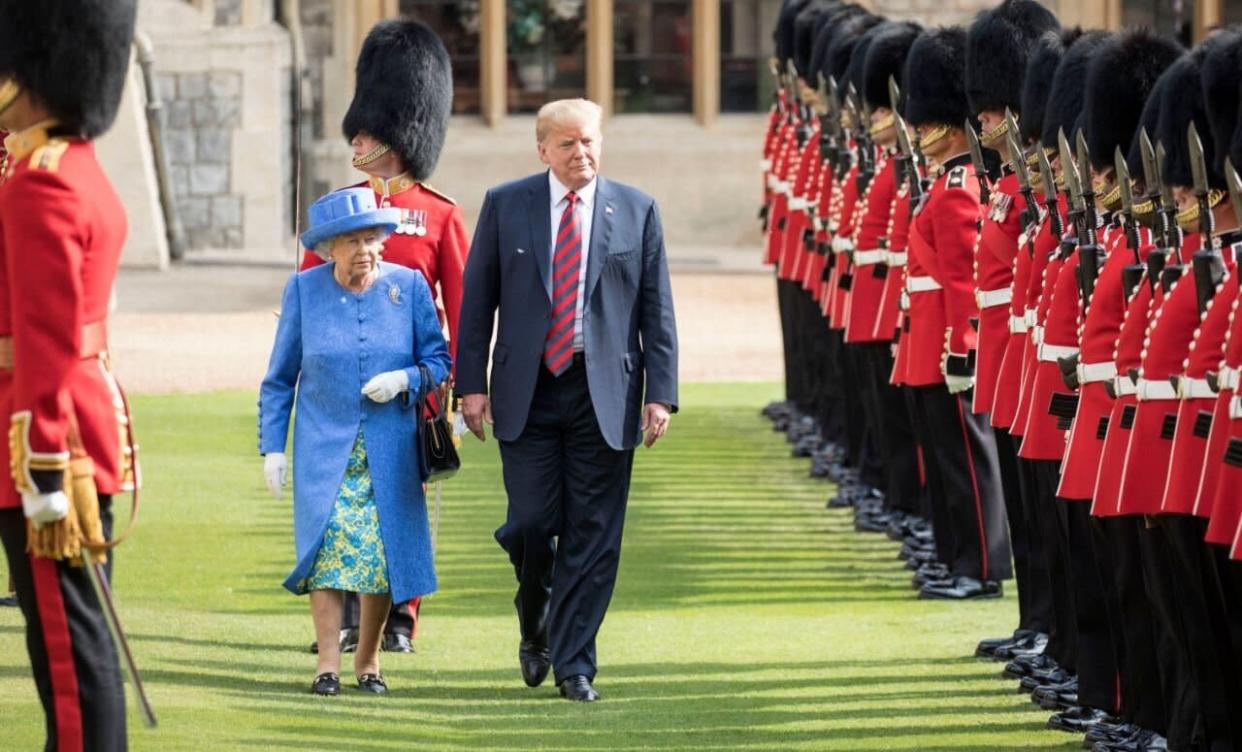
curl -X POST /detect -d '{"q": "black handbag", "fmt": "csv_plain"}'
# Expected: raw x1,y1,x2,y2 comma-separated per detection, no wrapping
416,364,460,482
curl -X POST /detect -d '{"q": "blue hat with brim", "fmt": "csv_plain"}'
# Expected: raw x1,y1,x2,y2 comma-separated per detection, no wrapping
301,187,401,250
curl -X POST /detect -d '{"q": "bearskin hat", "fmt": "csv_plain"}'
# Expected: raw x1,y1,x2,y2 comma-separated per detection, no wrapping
844,21,892,105
965,0,1060,117
902,26,970,128
826,12,884,88
342,20,453,181
0,0,136,139
863,21,923,112
1019,29,1080,144
810,4,869,84
1041,30,1112,149
775,0,812,64
1126,66,1169,178
794,0,838,79
1200,28,1242,179
1082,28,1183,171
1159,38,1230,190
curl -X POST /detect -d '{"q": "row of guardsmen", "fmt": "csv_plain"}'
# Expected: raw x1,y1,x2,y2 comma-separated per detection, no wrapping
761,1,1242,751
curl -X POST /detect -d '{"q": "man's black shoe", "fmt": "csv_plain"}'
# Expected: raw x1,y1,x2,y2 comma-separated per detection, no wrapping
1032,676,1077,709
1020,665,1073,691
977,629,1034,659
0,594,17,608
826,492,855,509
1047,706,1111,734
519,641,551,688
854,512,892,533
309,628,359,655
382,633,414,653
1084,722,1139,747
993,631,1048,661
558,675,600,702
1003,652,1056,679
1090,728,1168,751
918,577,1003,600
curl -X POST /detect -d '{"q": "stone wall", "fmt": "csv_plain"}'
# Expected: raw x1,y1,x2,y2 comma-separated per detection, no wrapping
871,0,1009,26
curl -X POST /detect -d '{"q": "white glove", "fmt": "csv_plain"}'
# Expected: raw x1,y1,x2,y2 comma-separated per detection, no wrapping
21,491,69,529
361,369,410,403
264,453,287,499
945,374,974,395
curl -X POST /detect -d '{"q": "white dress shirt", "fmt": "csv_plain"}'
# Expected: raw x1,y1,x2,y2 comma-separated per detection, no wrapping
548,171,595,352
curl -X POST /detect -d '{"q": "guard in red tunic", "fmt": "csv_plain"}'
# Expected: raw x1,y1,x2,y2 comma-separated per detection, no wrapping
964,0,1060,659
0,2,137,748
901,27,1012,600
299,20,464,655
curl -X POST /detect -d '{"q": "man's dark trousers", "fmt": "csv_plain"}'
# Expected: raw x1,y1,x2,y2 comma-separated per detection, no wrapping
495,355,634,683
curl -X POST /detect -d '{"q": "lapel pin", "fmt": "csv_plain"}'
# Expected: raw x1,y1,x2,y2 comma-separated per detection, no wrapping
605,205,614,215
388,283,402,305
516,247,527,255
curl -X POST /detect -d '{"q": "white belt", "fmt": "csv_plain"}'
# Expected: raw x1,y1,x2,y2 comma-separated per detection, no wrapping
886,251,908,267
1220,366,1239,391
977,288,1013,309
1078,361,1114,384
1023,308,1037,327
899,290,910,311
773,180,790,194
1031,325,1044,346
832,237,855,253
1009,315,1028,334
812,217,824,233
907,276,942,293
760,158,772,171
1114,375,1137,397
1136,377,1178,401
1231,394,1242,419
854,249,888,265
1038,343,1078,363
788,196,808,211
1177,377,1216,399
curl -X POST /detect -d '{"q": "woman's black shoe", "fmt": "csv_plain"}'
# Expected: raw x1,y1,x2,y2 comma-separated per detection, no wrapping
357,673,388,694
311,672,340,695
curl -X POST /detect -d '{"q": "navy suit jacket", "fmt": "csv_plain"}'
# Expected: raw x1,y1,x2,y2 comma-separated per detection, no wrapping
457,172,679,450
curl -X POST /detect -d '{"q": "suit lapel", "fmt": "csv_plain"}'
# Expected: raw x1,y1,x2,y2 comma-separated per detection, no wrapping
585,176,614,306
528,173,553,301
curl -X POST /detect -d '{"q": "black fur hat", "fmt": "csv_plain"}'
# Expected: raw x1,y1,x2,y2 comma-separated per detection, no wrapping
810,4,869,84
902,26,970,128
845,21,891,104
342,20,453,181
863,21,923,111
1159,39,1229,190
794,1,838,79
1082,28,1183,171
1041,30,1112,149
1126,66,1169,178
1200,29,1242,179
775,0,812,64
1019,29,1080,144
827,13,884,87
0,0,136,139
965,0,1060,117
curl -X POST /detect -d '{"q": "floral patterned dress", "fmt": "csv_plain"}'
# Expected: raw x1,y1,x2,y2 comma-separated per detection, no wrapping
303,429,389,593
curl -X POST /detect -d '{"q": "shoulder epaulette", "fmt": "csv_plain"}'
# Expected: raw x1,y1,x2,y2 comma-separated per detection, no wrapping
28,139,69,173
419,182,457,206
946,165,968,190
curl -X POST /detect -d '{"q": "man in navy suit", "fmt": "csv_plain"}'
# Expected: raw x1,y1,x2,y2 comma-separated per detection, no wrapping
457,98,679,702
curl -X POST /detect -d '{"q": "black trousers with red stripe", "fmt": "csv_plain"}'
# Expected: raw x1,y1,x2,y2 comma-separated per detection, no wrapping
858,342,920,513
910,386,1012,582
997,431,1053,635
0,507,126,752
1056,498,1120,714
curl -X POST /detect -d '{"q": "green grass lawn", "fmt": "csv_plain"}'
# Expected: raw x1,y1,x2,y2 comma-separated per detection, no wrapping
0,383,1078,750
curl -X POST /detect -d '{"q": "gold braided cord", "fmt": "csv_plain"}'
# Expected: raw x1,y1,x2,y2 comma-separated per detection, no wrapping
351,142,392,168
980,121,1009,148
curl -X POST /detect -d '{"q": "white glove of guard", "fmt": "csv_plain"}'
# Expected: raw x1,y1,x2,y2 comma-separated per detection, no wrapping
945,374,974,395
21,491,70,529
264,453,288,499
361,369,410,403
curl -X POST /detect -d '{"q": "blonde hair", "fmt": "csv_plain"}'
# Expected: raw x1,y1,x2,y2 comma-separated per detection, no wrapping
536,98,603,143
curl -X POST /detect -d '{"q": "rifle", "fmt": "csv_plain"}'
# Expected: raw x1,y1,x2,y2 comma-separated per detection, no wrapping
1037,145,1064,238
1006,109,1038,231
1058,128,1085,253
1139,130,1174,291
965,119,992,205
1075,130,1106,305
1227,157,1242,288
1115,146,1142,262
846,85,873,193
1189,122,1225,314
787,59,810,147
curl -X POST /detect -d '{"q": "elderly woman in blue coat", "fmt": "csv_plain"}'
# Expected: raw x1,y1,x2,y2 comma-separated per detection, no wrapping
258,187,451,696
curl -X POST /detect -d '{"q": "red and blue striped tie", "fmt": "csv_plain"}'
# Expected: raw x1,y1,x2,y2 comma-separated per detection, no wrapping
545,190,581,375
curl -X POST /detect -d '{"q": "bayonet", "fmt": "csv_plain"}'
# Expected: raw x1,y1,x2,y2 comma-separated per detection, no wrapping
965,120,991,205
1008,128,1037,231
894,111,922,206
1057,128,1083,262
1038,145,1064,238
1156,141,1180,249
1116,145,1141,261
1075,130,1105,305
1188,122,1215,248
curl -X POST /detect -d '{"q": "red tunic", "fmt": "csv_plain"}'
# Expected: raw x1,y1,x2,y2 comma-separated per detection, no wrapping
1013,207,1060,446
781,128,821,284
846,154,895,344
904,156,981,386
0,123,134,508
803,159,830,294
1019,233,1075,461
974,171,1024,415
763,123,797,267
828,161,862,329
1204,275,1242,544
1058,225,1136,499
991,222,1036,431
875,189,911,344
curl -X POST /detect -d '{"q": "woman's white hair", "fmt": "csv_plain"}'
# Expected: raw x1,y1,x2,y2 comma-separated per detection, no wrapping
536,98,603,143
311,227,392,261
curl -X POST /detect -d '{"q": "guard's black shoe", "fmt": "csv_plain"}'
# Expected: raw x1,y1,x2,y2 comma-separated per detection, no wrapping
0,594,16,608
519,640,551,688
976,629,1034,659
1047,706,1111,734
912,563,950,589
1032,676,1078,709
356,673,388,694
918,576,1002,600
1084,722,1139,747
311,672,340,696
382,633,414,653
1003,652,1056,679
1020,665,1073,692
558,675,600,702
339,627,360,654
993,631,1048,661
1091,728,1168,751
